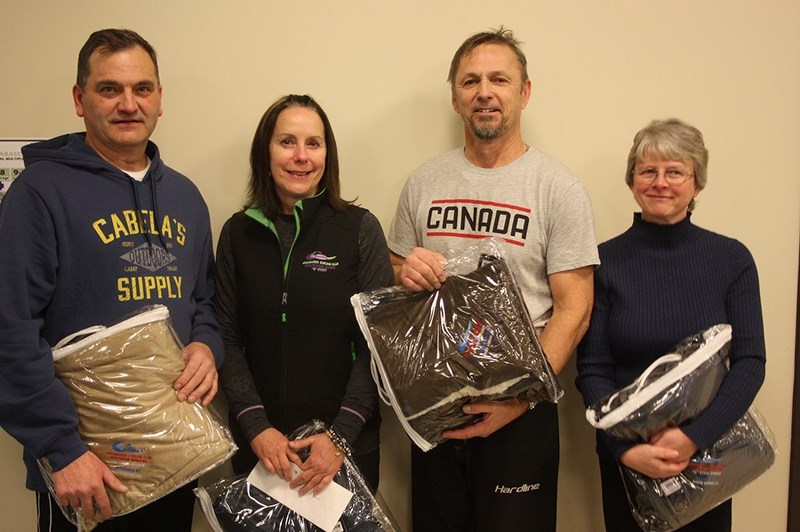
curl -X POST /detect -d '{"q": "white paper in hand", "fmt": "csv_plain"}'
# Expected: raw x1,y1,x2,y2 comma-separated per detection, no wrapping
246,461,353,532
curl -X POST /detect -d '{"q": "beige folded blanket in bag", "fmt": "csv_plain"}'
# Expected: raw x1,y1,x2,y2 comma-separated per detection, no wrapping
39,305,235,531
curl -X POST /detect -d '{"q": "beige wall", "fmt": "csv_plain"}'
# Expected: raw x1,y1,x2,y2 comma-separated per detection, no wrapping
2,1,798,530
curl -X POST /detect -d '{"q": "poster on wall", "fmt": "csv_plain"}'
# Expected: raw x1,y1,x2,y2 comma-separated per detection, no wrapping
0,139,40,204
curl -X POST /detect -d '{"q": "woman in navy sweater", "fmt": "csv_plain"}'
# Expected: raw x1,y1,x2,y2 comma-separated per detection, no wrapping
576,118,765,531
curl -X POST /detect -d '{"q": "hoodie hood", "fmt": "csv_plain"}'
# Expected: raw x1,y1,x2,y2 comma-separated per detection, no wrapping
22,132,165,184
22,133,168,249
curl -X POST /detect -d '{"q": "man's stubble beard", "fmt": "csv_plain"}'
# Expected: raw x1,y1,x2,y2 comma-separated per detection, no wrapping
469,115,507,141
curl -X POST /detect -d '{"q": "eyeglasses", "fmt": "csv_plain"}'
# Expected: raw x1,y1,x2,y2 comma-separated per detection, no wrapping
634,166,695,185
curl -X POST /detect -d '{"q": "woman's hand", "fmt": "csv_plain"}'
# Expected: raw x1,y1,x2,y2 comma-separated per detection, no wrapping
287,432,346,496
620,443,688,479
250,428,302,481
649,426,699,463
620,427,699,478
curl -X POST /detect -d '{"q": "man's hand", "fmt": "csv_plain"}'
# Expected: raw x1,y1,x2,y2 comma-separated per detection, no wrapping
174,341,218,405
52,451,128,520
251,428,303,482
391,249,446,291
441,400,528,440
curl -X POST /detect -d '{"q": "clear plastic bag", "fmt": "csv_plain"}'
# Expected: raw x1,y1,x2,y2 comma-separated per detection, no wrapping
39,305,236,531
195,419,398,531
586,324,776,531
586,324,732,442
621,407,776,531
351,238,562,451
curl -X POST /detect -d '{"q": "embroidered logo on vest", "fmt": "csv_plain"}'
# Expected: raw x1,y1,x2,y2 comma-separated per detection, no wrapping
303,251,339,272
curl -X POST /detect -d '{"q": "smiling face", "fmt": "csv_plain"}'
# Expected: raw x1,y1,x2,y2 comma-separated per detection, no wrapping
269,106,327,214
73,45,162,169
451,43,531,142
631,156,701,224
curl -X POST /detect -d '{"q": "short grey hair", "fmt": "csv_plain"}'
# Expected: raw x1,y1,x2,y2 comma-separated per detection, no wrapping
626,118,709,211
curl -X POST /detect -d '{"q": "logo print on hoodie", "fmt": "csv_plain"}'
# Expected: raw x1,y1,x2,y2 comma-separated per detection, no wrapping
117,243,183,302
302,251,339,272
121,243,177,272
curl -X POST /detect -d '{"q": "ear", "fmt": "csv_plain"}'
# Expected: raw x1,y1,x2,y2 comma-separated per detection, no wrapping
520,79,532,109
72,84,85,118
451,92,459,113
158,85,164,117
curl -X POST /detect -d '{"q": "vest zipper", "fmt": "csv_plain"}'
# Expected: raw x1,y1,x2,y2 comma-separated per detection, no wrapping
279,206,302,427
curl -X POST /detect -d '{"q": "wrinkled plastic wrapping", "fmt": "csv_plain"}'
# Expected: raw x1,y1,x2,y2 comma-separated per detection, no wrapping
586,324,732,442
586,324,776,531
39,305,236,531
351,239,562,451
621,407,775,531
195,420,398,531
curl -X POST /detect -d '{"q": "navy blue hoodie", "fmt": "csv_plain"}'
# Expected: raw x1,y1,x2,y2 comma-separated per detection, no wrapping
0,133,223,490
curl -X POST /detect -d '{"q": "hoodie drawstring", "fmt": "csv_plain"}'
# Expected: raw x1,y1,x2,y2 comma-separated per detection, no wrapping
128,176,153,250
149,173,168,251
129,170,167,255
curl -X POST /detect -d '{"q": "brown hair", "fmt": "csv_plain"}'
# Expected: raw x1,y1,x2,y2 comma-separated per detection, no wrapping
447,27,528,89
245,94,351,218
77,29,158,89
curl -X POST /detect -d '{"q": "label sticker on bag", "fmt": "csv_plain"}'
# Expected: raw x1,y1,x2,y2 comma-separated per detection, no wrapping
659,477,682,496
688,457,725,486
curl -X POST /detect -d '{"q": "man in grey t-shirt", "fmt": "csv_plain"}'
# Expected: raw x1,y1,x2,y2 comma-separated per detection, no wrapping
388,27,599,532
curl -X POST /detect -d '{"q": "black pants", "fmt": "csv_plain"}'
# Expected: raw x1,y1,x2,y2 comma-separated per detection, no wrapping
597,440,731,531
412,402,559,532
36,481,196,532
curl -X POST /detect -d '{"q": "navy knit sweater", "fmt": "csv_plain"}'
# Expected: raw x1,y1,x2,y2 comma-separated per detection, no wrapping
576,213,765,459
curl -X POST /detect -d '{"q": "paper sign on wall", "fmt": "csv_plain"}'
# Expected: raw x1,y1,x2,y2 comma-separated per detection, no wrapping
0,139,39,203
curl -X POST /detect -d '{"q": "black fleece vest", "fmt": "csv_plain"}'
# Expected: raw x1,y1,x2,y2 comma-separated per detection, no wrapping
226,197,378,441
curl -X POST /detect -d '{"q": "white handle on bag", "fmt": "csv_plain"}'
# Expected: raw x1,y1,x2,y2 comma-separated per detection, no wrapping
52,325,107,350
586,324,732,430
600,353,682,414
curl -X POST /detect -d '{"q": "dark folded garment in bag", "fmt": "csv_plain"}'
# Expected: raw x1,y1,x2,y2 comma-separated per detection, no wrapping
352,257,562,451
621,407,775,531
208,476,386,532
586,325,732,443
586,325,776,531
195,420,397,531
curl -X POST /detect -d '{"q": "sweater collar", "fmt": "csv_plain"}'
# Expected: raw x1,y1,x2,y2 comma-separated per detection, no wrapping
628,212,701,248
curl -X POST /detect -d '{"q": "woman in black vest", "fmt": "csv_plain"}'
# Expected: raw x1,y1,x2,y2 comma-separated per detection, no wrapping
215,94,393,496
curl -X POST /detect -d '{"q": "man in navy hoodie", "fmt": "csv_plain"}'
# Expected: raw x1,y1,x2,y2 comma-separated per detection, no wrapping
0,29,223,531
